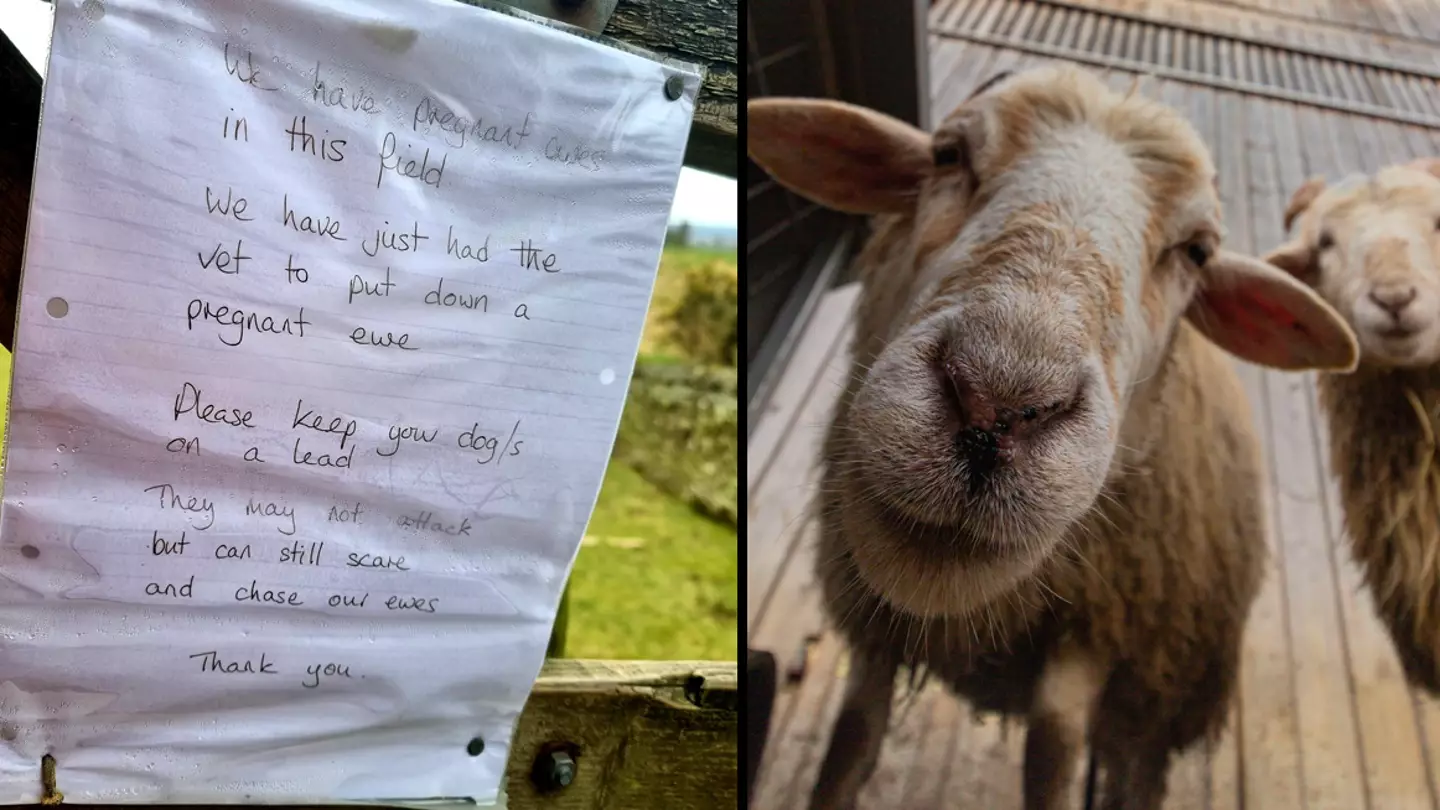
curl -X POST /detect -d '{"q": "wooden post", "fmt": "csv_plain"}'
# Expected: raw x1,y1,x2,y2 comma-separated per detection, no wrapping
506,660,738,809
608,0,737,177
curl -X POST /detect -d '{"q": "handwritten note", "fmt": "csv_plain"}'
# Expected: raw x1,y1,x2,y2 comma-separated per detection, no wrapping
0,0,698,803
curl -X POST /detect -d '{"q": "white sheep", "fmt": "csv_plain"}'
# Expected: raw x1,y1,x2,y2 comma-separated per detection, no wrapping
748,65,1358,810
1265,158,1440,695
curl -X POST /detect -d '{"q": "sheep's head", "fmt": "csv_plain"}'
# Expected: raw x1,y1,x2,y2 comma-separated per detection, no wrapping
1266,160,1440,368
749,66,1358,619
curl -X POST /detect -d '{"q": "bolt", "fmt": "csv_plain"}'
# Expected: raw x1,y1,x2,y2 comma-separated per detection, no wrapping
533,750,576,792
664,75,685,101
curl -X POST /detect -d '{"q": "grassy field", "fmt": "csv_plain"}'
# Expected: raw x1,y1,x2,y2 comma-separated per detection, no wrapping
565,462,738,660
0,245,739,663
565,243,739,661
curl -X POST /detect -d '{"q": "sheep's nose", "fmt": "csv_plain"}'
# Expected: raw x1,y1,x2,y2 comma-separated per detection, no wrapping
1369,285,1418,319
941,358,1076,486
943,359,999,431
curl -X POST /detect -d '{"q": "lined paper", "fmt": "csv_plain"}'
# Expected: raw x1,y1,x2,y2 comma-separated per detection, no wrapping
0,0,697,803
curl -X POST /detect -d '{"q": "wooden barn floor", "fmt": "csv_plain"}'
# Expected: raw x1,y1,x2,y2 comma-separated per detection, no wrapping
746,1,1440,807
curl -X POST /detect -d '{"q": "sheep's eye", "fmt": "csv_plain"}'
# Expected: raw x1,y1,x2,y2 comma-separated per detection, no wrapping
1185,242,1211,267
1317,231,1335,250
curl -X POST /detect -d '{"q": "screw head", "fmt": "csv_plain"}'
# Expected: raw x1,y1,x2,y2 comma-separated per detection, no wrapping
664,74,685,101
533,749,577,792
553,753,575,787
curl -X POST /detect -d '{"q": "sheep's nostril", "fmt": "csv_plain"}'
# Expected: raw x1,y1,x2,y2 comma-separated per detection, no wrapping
1370,286,1419,319
942,358,998,429
957,426,1002,495
941,356,1082,436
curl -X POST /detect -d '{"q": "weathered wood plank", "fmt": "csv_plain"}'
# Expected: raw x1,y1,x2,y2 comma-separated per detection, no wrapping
1208,82,1308,810
751,633,848,810
745,287,857,628
14,659,737,808
505,659,737,809
1249,95,1369,810
604,0,736,176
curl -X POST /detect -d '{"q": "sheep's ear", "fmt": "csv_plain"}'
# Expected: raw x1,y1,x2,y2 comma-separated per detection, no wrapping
1406,158,1440,181
1185,249,1358,372
1283,176,1327,232
1261,239,1317,284
748,98,931,215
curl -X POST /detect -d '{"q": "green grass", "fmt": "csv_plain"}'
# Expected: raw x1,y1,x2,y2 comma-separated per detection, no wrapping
565,462,739,661
557,244,740,662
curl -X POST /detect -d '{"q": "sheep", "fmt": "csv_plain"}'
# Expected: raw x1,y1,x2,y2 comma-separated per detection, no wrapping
1263,158,1440,694
748,65,1359,810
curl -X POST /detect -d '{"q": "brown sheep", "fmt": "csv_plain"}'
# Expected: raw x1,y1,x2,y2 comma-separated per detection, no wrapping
1265,158,1440,695
748,65,1359,810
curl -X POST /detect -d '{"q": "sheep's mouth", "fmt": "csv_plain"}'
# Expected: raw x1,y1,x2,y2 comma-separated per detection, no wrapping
1379,325,1420,340
867,496,1010,562
842,486,1062,619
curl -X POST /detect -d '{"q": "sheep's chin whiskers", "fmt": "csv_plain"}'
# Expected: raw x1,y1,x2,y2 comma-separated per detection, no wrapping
837,483,1064,619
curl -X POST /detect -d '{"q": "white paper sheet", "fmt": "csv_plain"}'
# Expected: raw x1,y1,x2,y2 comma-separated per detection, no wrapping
0,0,698,803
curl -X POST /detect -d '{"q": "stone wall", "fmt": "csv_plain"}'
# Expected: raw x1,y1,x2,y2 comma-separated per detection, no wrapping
612,356,737,526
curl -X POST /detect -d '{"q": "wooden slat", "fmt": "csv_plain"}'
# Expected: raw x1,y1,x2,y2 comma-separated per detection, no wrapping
856,684,941,806
934,0,1440,85
944,710,1026,806
750,634,848,810
1207,82,1309,810
899,688,965,806
1141,0,1424,44
746,285,858,492
746,291,862,809
1248,94,1370,810
934,39,1007,113
746,285,859,628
